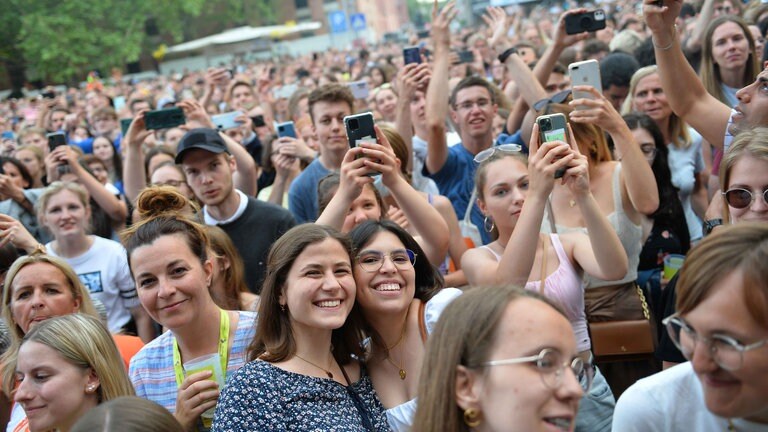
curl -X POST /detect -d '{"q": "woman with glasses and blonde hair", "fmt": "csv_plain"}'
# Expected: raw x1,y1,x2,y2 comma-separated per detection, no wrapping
614,223,768,431
13,314,135,432
412,285,589,432
460,125,627,431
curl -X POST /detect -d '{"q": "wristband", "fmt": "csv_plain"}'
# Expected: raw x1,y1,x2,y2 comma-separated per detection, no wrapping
497,47,519,64
704,218,723,235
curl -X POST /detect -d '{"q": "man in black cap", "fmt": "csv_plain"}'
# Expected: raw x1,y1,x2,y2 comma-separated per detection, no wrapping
176,128,296,293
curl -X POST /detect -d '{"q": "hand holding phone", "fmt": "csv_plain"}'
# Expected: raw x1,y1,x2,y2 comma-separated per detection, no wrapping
535,114,570,179
403,46,422,65
569,60,602,110
47,132,67,153
276,121,297,139
144,107,186,130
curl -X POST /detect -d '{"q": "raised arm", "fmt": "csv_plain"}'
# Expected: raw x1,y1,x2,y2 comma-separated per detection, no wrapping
122,112,152,202
395,63,431,173
424,2,457,175
643,0,731,148
569,86,659,215
315,148,373,230
683,0,715,54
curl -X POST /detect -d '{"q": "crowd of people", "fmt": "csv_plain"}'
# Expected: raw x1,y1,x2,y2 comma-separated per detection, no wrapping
0,0,767,430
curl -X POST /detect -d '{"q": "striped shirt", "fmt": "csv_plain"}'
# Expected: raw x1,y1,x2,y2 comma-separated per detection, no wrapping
129,311,257,431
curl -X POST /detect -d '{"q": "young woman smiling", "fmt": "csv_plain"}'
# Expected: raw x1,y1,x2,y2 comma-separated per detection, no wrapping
123,187,257,432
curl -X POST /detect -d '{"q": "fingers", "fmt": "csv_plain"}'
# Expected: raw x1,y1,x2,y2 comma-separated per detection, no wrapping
566,124,581,156
571,85,602,98
528,123,540,155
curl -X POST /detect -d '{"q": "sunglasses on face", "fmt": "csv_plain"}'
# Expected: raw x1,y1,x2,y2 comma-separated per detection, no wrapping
722,187,768,209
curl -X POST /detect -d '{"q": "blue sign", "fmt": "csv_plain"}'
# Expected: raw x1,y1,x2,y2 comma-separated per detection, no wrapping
328,11,348,34
350,13,367,31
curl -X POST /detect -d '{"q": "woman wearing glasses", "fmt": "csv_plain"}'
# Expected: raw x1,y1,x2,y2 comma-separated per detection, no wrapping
613,223,768,431
413,285,589,432
623,65,707,244
461,125,627,431
349,219,461,431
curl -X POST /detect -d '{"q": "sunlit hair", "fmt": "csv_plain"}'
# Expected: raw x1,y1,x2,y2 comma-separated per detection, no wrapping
701,16,760,105
677,223,768,327
71,396,184,432
18,315,135,403
36,181,91,232
412,286,566,432
206,226,250,311
719,128,768,223
1,254,98,396
248,224,365,364
622,65,692,149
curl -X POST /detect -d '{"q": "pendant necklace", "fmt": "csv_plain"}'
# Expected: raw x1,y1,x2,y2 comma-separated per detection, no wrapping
294,351,335,379
385,311,409,380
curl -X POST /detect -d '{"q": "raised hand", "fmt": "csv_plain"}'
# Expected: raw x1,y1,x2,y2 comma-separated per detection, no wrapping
123,110,152,149
482,6,511,49
643,0,683,36
178,100,215,129
431,1,458,49
552,8,591,49
568,86,625,135
527,123,576,199
560,124,590,198
397,63,431,97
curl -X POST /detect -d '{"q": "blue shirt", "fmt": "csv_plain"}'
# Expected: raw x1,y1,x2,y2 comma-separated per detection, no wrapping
424,144,491,245
288,158,330,223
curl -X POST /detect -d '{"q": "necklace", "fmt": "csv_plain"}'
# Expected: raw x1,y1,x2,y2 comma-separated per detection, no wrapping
294,351,334,379
384,310,409,380
727,419,735,431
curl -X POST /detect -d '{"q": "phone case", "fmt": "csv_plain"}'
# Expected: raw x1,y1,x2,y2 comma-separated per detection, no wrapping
277,121,297,139
403,46,421,65
564,10,607,35
212,111,243,130
569,60,602,109
145,107,186,130
536,113,570,179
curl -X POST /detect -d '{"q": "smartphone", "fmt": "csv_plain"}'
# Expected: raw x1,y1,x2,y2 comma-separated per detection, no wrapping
212,111,244,130
457,50,475,64
536,113,570,179
569,59,602,110
251,114,266,128
564,9,607,35
276,121,297,139
347,81,370,100
47,132,67,153
403,46,422,65
344,112,378,176
416,29,430,39
41,90,56,99
144,107,186,130
113,96,126,112
120,118,133,136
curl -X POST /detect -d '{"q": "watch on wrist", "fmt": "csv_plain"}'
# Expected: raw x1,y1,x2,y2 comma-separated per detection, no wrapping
497,47,518,64
704,218,723,235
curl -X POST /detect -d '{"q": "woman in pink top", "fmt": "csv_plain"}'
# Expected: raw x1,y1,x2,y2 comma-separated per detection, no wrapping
461,125,628,432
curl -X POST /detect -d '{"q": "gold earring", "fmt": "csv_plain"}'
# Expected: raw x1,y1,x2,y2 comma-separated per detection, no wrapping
463,407,481,428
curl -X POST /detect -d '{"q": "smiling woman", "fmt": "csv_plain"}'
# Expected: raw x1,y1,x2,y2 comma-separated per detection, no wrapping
212,224,389,431
122,187,256,432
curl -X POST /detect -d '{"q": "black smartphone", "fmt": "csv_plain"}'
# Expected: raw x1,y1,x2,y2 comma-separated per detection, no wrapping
417,29,430,39
457,50,475,64
47,132,67,153
276,121,297,139
251,114,266,128
144,107,186,131
120,118,133,136
41,91,56,99
535,113,570,179
344,112,378,176
564,9,607,35
403,46,422,65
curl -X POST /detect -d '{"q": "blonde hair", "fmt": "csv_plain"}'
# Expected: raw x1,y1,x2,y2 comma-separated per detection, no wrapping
20,315,135,402
700,16,760,106
719,128,768,223
623,65,692,149
1,254,98,395
36,181,91,230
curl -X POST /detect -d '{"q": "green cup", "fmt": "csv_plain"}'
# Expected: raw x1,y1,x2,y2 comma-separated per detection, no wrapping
663,254,685,280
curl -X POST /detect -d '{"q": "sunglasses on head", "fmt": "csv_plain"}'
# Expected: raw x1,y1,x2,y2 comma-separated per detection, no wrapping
473,144,523,164
533,89,572,112
722,187,768,209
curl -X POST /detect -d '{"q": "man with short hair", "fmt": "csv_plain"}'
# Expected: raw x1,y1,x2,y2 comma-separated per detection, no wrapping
288,83,355,223
176,128,295,292
425,6,499,245
600,52,641,111
17,127,47,153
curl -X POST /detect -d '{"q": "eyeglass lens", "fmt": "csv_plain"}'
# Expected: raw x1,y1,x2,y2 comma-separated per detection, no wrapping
723,188,768,209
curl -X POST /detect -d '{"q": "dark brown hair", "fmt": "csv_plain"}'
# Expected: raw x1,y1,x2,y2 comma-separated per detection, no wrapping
308,83,354,123
248,224,365,364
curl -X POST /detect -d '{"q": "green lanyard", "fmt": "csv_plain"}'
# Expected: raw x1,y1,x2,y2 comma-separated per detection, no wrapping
172,309,230,387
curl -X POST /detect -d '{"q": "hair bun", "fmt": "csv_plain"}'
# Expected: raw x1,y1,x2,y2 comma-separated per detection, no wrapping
135,186,192,220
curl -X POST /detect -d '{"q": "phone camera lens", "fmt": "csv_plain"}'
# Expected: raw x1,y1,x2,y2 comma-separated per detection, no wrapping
349,119,360,130
580,16,593,29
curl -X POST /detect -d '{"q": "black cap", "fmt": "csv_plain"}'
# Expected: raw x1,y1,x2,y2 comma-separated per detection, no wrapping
175,128,229,164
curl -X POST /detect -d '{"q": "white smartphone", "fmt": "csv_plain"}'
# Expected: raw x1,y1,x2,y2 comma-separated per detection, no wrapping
212,111,243,130
347,81,370,100
569,59,602,109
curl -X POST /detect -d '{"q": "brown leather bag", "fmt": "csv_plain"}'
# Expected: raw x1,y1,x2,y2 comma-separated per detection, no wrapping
586,283,656,362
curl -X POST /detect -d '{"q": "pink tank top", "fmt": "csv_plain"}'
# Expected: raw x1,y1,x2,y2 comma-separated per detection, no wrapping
481,234,591,352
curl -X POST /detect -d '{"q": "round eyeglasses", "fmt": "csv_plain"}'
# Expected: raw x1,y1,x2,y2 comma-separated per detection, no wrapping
721,188,768,210
356,249,416,272
663,315,768,371
473,144,523,164
479,348,593,392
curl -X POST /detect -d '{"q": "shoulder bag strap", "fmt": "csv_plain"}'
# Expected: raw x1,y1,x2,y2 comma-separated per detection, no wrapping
418,300,428,343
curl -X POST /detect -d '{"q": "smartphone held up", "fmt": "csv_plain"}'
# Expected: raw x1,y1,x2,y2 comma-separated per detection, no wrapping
536,113,570,179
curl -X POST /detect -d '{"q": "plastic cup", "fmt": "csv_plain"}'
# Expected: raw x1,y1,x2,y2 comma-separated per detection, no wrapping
183,353,225,426
663,254,685,280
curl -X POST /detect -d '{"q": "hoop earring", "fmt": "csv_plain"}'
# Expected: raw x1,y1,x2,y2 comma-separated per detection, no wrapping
463,408,481,428
483,216,495,233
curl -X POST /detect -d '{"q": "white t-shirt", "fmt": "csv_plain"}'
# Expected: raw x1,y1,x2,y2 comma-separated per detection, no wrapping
613,362,768,431
667,128,705,242
46,236,138,332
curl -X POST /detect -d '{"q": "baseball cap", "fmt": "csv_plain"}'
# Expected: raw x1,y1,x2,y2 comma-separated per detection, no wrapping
175,128,229,164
